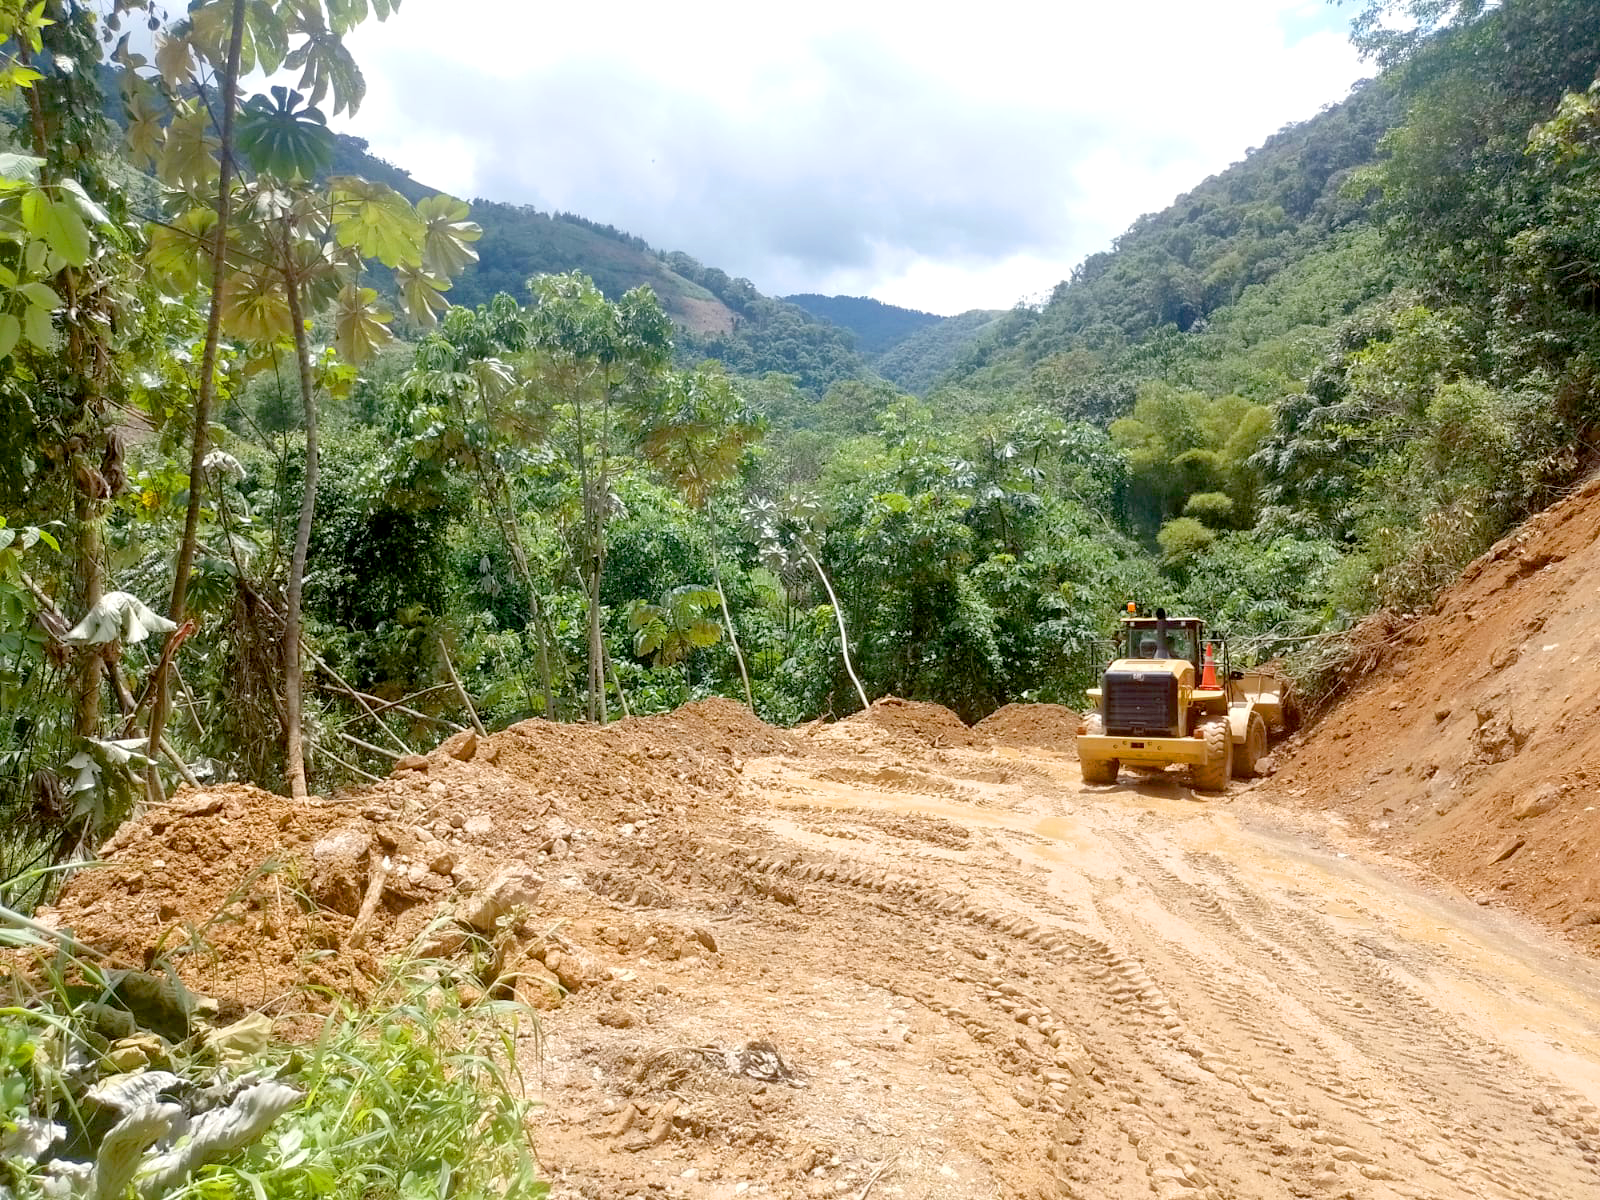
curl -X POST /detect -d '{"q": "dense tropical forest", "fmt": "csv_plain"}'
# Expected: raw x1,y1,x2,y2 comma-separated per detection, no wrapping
3,0,1600,913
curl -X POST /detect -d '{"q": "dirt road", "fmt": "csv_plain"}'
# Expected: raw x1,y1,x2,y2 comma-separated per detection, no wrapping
524,711,1600,1199
49,698,1600,1199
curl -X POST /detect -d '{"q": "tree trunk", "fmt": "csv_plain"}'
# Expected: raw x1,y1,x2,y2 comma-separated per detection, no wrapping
508,532,557,720
709,538,754,710
27,48,110,746
476,463,556,717
470,383,557,716
588,539,606,723
606,648,631,718
571,395,603,723
282,280,318,799
73,488,104,738
594,385,612,724
146,0,246,796
800,542,869,711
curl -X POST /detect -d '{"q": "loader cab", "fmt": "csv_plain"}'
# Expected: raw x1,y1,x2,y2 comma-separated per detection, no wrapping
1114,616,1206,674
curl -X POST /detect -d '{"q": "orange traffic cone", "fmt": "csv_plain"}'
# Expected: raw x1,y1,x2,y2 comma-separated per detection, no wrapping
1200,643,1218,689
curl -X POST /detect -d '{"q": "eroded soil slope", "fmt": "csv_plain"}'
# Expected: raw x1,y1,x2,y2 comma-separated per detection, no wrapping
1268,471,1600,943
37,696,1600,1199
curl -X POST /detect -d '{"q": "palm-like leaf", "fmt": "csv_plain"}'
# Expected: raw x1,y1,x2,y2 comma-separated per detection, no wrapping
283,10,367,116
123,83,165,167
63,592,177,646
330,177,425,268
157,102,218,193
417,194,481,276
397,265,450,327
627,586,723,667
333,282,394,364
236,86,334,181
220,267,293,342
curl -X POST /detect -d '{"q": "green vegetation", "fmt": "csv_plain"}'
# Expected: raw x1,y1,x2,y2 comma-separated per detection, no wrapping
872,307,1008,395
26,0,1600,1194
1,909,541,1200
451,200,730,330
662,252,870,395
782,293,943,356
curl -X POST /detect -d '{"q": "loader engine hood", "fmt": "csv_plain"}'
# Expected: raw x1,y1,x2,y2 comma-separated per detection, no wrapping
1102,658,1191,736
1105,657,1194,682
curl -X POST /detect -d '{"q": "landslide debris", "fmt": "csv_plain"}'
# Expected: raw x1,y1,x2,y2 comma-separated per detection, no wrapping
973,702,1081,756
30,694,1600,1199
35,695,1097,1197
39,700,764,1014
829,696,980,750
1269,471,1600,944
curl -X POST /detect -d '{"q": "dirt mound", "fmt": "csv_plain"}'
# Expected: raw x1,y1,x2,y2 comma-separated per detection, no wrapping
831,696,979,749
1269,471,1600,945
40,703,778,1015
973,702,1081,755
32,667,1600,1196
39,784,415,1014
615,696,801,759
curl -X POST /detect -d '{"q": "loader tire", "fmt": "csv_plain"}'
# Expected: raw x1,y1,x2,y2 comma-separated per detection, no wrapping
1081,757,1120,785
1080,713,1119,785
1191,717,1232,792
1233,711,1268,779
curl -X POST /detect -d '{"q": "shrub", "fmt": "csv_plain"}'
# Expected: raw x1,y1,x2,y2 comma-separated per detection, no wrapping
1157,517,1217,567
0,910,544,1200
1182,491,1237,527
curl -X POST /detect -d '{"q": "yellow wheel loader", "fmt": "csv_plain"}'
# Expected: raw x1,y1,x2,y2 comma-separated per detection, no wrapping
1076,607,1296,792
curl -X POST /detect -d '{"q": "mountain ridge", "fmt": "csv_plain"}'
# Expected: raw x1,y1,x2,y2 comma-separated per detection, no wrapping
327,74,1399,405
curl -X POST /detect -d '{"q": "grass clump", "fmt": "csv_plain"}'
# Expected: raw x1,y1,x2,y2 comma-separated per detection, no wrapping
1,905,546,1200
208,974,546,1200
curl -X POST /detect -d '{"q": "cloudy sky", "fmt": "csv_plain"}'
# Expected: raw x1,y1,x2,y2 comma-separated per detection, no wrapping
333,0,1371,315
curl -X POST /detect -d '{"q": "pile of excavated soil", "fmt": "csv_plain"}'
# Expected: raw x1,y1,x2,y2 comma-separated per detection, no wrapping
36,677,1600,1196
41,784,420,1013
1269,471,1600,946
614,696,802,759
829,696,980,750
973,703,1081,756
40,702,787,1015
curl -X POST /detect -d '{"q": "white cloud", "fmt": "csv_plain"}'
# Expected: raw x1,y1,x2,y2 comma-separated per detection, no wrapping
332,0,1369,315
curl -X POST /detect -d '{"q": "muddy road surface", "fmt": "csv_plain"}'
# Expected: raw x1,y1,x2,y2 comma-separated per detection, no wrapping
526,714,1600,1200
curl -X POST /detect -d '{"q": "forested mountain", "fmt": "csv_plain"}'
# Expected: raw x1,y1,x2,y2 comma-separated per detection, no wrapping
334,133,874,378
781,293,1009,396
331,135,739,334
660,252,872,395
782,294,943,356
944,76,1402,393
872,307,1008,394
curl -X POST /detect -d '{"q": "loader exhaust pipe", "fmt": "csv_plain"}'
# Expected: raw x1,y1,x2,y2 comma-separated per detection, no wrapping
1154,607,1170,660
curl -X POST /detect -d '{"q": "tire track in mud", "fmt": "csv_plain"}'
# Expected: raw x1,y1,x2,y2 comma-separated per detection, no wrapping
811,765,981,802
611,820,1351,1199
1093,829,1600,1200
1189,850,1600,1175
604,826,1235,1198
569,747,1600,1199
